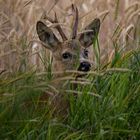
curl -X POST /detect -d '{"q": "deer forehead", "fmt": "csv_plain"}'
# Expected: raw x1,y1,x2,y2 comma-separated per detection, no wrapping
57,40,83,54
53,40,84,59
61,39,82,51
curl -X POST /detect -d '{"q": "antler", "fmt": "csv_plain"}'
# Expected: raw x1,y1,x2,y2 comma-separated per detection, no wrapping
44,12,67,41
71,4,79,39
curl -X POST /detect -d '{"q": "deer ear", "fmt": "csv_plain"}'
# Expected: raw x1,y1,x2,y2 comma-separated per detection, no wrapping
79,18,100,47
36,21,60,50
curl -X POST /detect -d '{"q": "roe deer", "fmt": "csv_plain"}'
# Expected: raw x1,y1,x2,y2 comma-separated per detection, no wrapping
36,4,100,115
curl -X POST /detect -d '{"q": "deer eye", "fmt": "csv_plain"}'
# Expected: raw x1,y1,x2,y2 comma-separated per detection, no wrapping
84,49,88,57
62,52,72,60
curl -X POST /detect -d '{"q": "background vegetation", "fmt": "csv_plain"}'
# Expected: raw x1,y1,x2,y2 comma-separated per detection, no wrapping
0,0,140,139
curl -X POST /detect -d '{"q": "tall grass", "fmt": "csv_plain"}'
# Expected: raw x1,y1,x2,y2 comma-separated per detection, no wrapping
0,0,140,139
0,44,140,139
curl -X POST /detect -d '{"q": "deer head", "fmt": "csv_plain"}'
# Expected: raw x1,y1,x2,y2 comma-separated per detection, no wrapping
36,5,100,76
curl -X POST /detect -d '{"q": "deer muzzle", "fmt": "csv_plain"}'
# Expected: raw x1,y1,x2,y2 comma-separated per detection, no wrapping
78,61,91,72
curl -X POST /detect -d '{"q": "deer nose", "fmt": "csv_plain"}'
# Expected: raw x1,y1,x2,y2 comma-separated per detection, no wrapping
78,62,91,72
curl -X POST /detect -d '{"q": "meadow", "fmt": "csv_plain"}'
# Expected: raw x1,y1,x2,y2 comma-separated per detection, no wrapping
0,0,140,139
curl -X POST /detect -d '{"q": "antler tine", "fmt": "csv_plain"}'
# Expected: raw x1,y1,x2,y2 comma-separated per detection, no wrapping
54,13,67,41
44,12,67,41
72,4,79,39
45,15,54,23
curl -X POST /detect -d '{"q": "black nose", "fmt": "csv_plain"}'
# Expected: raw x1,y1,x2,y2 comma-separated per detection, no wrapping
78,62,91,72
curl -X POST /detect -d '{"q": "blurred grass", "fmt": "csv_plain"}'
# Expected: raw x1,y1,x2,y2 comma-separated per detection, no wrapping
0,0,140,139
0,0,140,71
